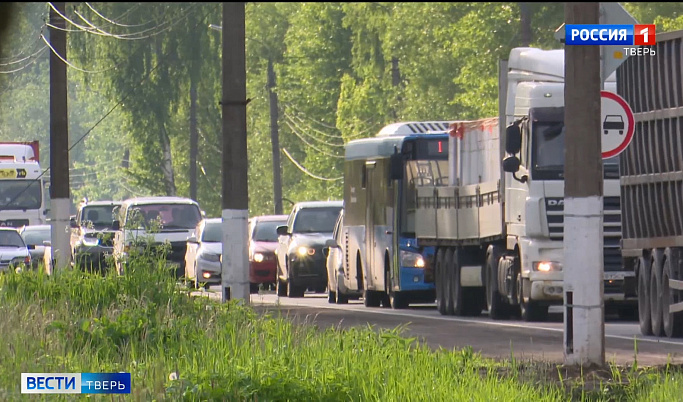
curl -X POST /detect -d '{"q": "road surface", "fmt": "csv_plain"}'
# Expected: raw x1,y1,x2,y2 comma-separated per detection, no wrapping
197,287,683,366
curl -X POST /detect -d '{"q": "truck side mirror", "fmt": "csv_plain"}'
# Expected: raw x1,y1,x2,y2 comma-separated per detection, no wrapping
505,124,522,155
502,156,521,173
69,217,78,228
389,153,404,181
276,225,289,236
112,220,121,231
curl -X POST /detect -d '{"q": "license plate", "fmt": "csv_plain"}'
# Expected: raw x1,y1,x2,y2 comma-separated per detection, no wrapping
0,169,15,179
604,272,633,280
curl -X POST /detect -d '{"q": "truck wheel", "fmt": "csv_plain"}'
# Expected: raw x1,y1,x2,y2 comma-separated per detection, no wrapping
445,248,457,315
336,282,349,304
386,269,408,309
517,274,548,322
486,247,509,320
650,251,664,337
328,289,337,303
662,249,683,338
637,256,653,335
364,290,382,307
435,249,447,315
276,278,288,297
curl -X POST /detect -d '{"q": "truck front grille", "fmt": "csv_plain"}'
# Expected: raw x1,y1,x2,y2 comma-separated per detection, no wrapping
545,196,622,272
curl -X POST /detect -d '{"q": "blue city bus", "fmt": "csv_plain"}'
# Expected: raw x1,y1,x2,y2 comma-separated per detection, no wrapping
340,121,451,309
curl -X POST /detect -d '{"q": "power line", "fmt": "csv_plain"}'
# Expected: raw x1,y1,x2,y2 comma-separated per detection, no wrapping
40,34,116,74
283,113,345,148
0,46,48,74
84,3,154,28
281,147,342,181
283,119,344,159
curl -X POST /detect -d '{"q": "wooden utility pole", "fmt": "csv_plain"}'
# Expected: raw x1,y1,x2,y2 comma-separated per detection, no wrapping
267,59,283,215
49,2,71,271
563,2,604,366
221,2,249,303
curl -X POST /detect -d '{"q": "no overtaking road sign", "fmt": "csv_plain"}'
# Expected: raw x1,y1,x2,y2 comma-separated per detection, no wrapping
601,90,634,159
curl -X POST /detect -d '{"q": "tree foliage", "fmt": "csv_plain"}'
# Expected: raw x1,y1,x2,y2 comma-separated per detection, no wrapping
0,2,679,217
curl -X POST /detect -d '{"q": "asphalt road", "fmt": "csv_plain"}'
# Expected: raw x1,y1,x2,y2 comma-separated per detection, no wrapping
197,287,683,367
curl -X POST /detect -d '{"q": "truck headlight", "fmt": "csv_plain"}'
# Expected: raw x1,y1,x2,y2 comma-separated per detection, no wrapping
11,256,30,267
297,246,315,257
400,250,425,268
533,261,562,272
81,236,100,247
199,253,220,262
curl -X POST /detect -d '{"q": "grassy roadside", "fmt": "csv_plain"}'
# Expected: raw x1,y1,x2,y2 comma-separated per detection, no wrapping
1,254,682,401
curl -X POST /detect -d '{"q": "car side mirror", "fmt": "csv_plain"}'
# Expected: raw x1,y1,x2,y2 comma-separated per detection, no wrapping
389,153,404,181
505,124,522,155
70,217,78,228
324,238,338,249
43,209,49,216
112,220,121,231
43,240,51,247
188,236,197,243
276,225,289,236
502,156,521,173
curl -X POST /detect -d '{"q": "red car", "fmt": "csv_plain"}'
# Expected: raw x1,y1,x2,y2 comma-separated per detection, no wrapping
249,214,288,293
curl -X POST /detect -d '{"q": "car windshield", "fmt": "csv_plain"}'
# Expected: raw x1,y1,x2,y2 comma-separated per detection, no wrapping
21,228,50,246
202,221,222,242
81,205,120,229
292,207,342,234
127,203,202,230
253,220,286,242
0,230,25,248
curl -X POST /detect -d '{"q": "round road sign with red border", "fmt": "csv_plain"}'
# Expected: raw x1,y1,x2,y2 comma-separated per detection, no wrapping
601,90,634,159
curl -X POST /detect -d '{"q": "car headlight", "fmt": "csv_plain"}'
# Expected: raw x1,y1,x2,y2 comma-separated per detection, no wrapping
199,253,220,262
253,252,264,262
533,261,563,272
11,256,31,267
400,250,425,268
297,246,315,257
81,236,100,247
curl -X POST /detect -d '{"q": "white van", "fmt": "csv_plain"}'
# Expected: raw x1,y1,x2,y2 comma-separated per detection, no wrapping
112,196,203,278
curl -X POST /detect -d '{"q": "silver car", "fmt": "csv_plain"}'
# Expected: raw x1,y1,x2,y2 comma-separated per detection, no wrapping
0,227,31,272
184,218,222,288
19,224,51,269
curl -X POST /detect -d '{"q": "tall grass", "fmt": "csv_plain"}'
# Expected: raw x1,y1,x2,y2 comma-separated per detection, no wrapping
0,251,682,401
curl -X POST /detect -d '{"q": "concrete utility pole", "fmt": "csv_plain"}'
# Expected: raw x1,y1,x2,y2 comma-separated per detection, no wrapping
563,2,604,366
189,83,198,201
221,2,249,303
49,2,71,271
267,59,283,216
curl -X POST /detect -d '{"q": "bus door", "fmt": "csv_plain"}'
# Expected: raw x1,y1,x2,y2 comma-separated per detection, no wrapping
364,160,376,289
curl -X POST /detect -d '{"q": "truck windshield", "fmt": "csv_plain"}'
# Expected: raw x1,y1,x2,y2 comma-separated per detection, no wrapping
402,159,449,236
81,205,119,229
0,180,42,210
532,122,619,180
126,204,202,230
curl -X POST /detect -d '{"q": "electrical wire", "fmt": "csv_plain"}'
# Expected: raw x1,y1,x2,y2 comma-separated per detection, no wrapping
281,147,342,181
0,46,48,74
84,3,154,28
40,34,116,74
283,113,345,148
283,119,344,159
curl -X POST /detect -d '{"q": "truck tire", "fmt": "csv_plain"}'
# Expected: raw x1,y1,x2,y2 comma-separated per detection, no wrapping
386,269,408,309
444,248,457,315
435,249,447,315
650,251,664,337
637,256,653,335
662,248,683,338
486,246,509,320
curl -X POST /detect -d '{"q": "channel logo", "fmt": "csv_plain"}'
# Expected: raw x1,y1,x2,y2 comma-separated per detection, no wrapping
566,24,656,46
21,373,131,394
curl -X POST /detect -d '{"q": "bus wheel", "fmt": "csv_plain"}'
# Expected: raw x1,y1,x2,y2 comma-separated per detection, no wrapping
637,255,652,335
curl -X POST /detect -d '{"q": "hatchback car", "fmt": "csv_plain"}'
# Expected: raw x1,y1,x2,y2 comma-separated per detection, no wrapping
275,200,343,298
249,214,288,293
185,218,222,289
0,227,31,272
19,224,51,269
